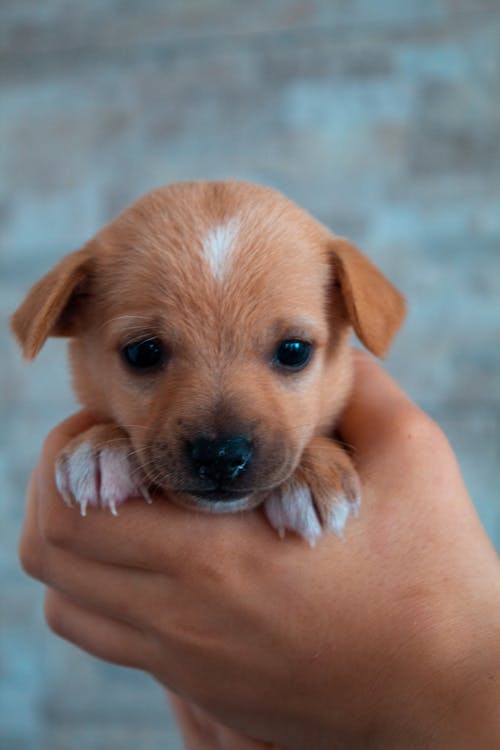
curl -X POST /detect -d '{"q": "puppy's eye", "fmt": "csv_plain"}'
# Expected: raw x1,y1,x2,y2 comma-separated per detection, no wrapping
121,337,165,372
274,339,313,371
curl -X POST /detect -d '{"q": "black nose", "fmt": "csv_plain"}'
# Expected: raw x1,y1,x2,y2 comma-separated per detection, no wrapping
189,435,253,485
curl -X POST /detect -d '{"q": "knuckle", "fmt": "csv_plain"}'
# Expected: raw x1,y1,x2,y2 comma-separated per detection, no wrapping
19,531,44,579
44,591,66,636
41,423,67,466
394,405,450,456
111,595,137,624
400,406,441,440
41,500,75,549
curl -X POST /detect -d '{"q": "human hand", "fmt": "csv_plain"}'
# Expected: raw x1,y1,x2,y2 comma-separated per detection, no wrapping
19,352,500,749
169,693,279,750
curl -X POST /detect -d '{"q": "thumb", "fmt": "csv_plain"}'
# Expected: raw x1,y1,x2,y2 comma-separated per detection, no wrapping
338,351,418,462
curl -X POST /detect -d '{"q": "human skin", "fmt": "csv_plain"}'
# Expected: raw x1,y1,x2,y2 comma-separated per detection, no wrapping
19,352,500,749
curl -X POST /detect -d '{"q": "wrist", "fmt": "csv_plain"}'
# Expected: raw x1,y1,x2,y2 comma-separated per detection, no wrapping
308,567,500,750
437,587,500,747
374,572,500,749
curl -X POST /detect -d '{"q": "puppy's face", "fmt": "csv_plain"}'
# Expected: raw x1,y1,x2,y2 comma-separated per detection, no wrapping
12,182,405,513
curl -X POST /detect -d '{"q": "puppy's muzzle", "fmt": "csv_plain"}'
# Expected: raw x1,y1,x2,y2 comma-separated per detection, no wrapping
188,434,253,495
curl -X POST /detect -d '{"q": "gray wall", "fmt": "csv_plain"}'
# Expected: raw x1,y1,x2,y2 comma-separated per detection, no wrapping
1,2,499,748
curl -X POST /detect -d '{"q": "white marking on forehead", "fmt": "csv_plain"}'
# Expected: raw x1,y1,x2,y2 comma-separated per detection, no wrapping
202,217,240,281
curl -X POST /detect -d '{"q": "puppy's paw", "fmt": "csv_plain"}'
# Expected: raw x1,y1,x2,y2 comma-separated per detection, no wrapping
264,437,360,545
55,424,151,516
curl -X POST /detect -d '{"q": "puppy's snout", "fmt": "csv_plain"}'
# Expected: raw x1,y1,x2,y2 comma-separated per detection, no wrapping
188,435,253,485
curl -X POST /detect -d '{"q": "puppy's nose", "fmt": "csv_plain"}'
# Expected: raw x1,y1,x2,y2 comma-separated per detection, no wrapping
189,435,253,485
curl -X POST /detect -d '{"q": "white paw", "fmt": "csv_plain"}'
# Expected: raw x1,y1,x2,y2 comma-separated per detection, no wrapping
264,481,359,546
55,440,151,516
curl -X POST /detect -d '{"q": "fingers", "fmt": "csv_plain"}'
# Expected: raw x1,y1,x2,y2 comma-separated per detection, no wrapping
33,410,191,568
41,409,100,459
22,499,165,628
21,466,169,628
28,362,427,578
44,588,155,670
168,692,279,750
170,695,279,750
22,433,273,586
38,481,271,570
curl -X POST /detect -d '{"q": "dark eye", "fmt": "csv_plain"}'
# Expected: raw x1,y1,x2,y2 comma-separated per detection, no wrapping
121,337,165,372
274,339,313,371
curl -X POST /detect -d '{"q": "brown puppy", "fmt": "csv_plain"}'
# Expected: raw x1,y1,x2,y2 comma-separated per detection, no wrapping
11,181,405,544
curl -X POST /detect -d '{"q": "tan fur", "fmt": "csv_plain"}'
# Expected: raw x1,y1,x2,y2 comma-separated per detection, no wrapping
11,247,93,360
11,181,405,539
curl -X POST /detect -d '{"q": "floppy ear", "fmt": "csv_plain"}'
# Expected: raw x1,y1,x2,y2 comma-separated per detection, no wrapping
10,247,93,360
330,237,406,358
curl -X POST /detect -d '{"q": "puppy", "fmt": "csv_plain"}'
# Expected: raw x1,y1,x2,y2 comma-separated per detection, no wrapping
11,181,405,544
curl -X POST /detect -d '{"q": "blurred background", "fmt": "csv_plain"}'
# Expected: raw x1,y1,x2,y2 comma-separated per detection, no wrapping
1,2,499,748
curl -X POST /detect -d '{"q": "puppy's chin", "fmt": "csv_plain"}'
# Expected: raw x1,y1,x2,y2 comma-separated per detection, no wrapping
172,490,263,514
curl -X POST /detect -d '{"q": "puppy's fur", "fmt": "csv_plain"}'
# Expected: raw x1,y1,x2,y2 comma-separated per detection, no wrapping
12,181,405,543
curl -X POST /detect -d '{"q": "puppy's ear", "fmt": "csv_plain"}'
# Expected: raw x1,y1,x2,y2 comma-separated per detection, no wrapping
329,237,406,358
11,247,93,360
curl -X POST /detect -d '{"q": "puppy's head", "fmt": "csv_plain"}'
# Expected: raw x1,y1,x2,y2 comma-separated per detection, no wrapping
12,181,405,512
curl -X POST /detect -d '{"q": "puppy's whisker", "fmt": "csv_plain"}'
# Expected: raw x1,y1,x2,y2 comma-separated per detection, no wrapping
93,438,134,448
126,454,160,473
125,448,144,460
142,468,176,487
129,459,173,484
129,452,158,467
128,457,155,473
